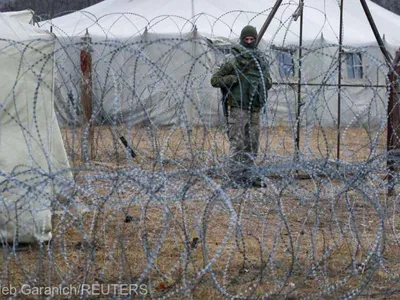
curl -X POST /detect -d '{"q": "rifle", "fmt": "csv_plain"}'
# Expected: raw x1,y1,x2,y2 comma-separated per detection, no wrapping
119,136,137,158
220,87,229,118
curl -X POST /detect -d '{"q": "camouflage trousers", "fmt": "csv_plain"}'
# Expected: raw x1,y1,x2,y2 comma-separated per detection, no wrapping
226,107,260,182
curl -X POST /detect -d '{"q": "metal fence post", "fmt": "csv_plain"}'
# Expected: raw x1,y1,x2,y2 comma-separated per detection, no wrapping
387,49,400,196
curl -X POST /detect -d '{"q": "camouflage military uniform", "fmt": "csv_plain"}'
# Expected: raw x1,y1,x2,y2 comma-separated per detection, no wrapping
210,25,272,186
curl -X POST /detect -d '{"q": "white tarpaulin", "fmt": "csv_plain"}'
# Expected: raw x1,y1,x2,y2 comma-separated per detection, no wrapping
0,12,73,244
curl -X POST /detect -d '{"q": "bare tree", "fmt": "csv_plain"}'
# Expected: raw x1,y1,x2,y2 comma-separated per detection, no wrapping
371,0,400,15
1,0,400,20
1,0,103,19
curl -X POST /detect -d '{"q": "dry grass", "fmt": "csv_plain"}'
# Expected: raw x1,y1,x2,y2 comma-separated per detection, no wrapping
2,192,400,299
1,124,398,299
62,124,387,167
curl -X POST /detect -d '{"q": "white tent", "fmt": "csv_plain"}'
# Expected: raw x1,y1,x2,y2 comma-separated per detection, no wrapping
2,9,35,24
41,0,400,127
0,12,73,244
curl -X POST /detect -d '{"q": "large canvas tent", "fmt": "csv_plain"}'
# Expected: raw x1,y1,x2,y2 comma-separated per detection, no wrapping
2,9,35,24
0,12,73,244
41,0,400,127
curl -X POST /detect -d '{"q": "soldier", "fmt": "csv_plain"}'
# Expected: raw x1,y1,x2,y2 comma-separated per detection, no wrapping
211,25,272,187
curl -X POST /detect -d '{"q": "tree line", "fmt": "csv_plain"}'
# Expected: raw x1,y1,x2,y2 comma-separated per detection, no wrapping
0,0,102,20
0,0,399,20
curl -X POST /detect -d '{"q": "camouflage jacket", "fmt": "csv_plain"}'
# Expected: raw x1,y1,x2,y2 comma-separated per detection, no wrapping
210,45,272,112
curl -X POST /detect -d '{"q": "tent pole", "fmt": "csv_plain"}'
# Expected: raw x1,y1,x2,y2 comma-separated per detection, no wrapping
337,0,344,164
387,51,400,196
256,0,284,45
191,0,195,24
359,0,393,66
80,28,95,162
358,0,399,194
188,25,198,127
295,0,304,159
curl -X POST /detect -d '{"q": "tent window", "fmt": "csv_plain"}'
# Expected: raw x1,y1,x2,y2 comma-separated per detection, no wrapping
277,49,295,77
346,52,363,79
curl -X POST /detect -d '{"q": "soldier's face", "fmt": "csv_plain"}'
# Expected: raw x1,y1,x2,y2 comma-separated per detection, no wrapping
243,36,256,44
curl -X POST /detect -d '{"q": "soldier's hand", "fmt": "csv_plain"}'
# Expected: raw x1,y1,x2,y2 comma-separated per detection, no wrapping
223,74,238,87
